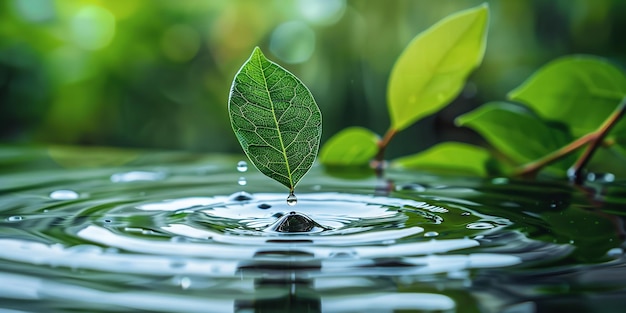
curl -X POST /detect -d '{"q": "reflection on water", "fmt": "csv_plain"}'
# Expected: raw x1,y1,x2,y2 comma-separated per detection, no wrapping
0,148,625,312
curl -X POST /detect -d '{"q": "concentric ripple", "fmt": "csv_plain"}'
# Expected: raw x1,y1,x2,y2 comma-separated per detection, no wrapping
1,151,625,312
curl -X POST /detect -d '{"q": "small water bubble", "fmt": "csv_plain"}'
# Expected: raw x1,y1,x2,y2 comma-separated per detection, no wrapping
461,212,471,216
181,277,191,289
173,276,192,290
607,247,623,257
258,203,271,209
466,222,494,230
587,172,615,183
237,177,247,186
236,161,248,172
50,189,79,200
287,192,297,206
424,231,439,237
7,216,23,222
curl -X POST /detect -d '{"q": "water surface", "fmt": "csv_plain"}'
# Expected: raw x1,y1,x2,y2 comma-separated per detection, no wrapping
0,146,625,312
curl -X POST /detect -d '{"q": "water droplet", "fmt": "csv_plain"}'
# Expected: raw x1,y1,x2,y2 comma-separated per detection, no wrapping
466,222,495,230
258,203,271,209
49,189,79,200
461,212,471,216
173,276,191,290
424,231,439,237
237,177,247,186
236,161,248,172
587,172,615,183
607,247,623,257
287,192,297,206
7,216,23,222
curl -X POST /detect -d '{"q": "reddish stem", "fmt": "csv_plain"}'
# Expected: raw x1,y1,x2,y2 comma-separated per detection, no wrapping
569,97,626,184
514,133,597,178
372,127,398,177
515,96,626,180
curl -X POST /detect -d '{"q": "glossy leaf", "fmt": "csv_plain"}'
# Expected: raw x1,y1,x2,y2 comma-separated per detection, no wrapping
456,102,575,171
388,3,489,131
319,127,379,166
228,47,322,191
392,142,490,176
509,55,626,137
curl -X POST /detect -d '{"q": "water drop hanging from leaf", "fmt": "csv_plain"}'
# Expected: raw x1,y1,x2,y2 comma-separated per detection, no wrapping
228,47,322,196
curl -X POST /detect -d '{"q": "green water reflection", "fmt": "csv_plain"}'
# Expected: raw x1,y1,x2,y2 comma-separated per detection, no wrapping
0,146,625,312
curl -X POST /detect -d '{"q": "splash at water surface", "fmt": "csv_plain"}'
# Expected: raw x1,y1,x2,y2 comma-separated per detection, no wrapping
0,149,625,312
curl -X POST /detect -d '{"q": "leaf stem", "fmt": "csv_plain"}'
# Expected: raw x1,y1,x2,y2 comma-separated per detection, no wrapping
515,96,626,180
369,128,398,177
569,96,626,184
514,133,597,178
373,127,397,161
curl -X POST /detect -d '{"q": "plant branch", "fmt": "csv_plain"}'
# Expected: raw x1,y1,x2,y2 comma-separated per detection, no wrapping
374,127,398,163
569,96,626,184
514,133,597,178
515,96,626,180
371,127,398,177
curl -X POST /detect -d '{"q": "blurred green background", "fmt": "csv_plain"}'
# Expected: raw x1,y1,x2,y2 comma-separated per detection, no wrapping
1,0,625,158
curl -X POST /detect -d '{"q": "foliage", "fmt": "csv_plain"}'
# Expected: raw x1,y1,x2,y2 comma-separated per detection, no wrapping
509,56,626,138
319,3,490,167
392,142,490,176
388,3,488,132
318,126,378,167
228,47,322,191
318,4,626,180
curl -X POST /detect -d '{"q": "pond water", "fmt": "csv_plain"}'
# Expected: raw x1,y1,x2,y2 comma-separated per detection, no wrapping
1,147,625,312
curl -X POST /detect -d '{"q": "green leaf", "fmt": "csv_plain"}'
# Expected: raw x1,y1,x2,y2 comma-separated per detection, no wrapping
388,3,489,131
392,142,490,176
319,126,379,166
456,102,574,171
228,47,322,191
509,55,626,137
